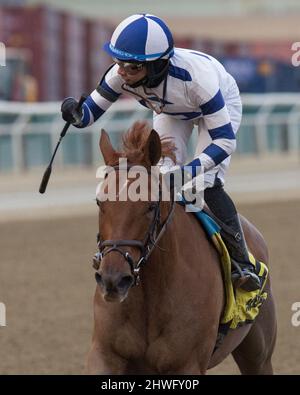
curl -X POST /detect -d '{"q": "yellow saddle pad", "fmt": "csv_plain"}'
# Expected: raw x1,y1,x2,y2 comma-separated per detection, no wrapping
212,232,268,329
181,201,269,330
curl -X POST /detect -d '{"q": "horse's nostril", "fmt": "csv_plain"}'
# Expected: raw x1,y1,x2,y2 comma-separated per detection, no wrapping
95,272,103,285
118,275,134,290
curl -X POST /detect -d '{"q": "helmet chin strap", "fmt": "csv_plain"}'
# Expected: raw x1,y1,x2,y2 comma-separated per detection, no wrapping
145,60,170,88
127,59,169,89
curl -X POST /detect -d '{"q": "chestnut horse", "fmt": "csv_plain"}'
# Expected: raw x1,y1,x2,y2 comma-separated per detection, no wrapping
87,122,277,375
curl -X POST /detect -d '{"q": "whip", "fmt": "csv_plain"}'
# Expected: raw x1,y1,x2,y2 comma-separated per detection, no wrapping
39,94,86,194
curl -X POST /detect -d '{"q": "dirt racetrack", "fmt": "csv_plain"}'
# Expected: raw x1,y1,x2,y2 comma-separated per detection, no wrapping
0,199,299,374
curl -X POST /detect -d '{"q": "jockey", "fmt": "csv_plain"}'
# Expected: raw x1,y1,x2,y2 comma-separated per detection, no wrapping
61,13,261,292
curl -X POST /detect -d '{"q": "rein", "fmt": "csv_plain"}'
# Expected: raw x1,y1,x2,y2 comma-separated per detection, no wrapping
93,165,176,286
121,78,168,115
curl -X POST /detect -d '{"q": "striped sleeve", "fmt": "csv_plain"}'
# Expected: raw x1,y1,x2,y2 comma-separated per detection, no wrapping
96,64,123,103
198,89,236,170
188,86,237,173
77,90,111,128
187,127,236,175
76,64,123,128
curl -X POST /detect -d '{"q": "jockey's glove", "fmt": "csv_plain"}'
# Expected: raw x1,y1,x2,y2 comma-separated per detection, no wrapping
161,165,191,191
162,164,204,206
181,176,205,209
61,97,83,126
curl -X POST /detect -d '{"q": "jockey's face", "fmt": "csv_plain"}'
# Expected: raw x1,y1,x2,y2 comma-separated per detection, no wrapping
114,59,147,85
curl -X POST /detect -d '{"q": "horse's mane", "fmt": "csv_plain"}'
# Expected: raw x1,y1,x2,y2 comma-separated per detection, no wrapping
121,121,177,165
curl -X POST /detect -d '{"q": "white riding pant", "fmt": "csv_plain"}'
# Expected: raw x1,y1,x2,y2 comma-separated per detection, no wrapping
154,85,242,189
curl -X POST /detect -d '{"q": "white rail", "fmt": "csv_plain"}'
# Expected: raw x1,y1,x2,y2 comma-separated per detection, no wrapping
0,94,300,172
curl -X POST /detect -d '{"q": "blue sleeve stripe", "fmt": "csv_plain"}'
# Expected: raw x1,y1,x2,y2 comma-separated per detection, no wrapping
168,64,192,81
208,122,235,140
163,110,202,120
100,80,121,101
203,144,229,165
85,96,105,121
81,103,91,127
186,158,201,178
200,89,225,116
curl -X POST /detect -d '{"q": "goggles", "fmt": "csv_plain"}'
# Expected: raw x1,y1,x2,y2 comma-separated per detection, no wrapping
113,58,144,75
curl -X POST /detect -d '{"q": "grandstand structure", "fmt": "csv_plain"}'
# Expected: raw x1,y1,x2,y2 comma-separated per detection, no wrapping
1,1,300,101
1,1,300,173
25,0,300,18
0,94,300,172
24,1,300,46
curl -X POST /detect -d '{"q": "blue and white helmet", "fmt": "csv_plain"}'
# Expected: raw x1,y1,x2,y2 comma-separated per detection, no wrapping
103,14,174,62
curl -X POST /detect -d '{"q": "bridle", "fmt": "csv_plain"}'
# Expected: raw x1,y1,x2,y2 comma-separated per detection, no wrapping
93,165,175,286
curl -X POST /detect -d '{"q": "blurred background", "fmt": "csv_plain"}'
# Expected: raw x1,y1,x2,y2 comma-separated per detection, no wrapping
0,0,299,374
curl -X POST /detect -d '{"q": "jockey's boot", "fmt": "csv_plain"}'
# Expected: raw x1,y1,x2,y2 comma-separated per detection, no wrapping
204,178,261,292
224,214,261,292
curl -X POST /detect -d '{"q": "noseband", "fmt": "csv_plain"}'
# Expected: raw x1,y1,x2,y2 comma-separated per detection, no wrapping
93,165,175,286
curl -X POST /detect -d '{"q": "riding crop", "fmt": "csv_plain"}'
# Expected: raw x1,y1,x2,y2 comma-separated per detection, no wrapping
39,94,86,194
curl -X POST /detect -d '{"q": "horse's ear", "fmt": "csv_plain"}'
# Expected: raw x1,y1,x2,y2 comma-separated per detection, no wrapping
99,129,117,165
144,129,162,166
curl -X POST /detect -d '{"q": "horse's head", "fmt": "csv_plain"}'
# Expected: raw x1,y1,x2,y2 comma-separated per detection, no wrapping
93,121,176,303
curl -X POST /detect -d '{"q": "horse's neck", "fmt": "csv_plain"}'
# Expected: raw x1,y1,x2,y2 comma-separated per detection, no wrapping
123,205,224,341
144,203,222,289
142,204,200,284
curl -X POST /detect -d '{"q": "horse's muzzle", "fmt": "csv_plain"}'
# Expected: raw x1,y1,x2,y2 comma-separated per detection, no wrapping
95,271,134,302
